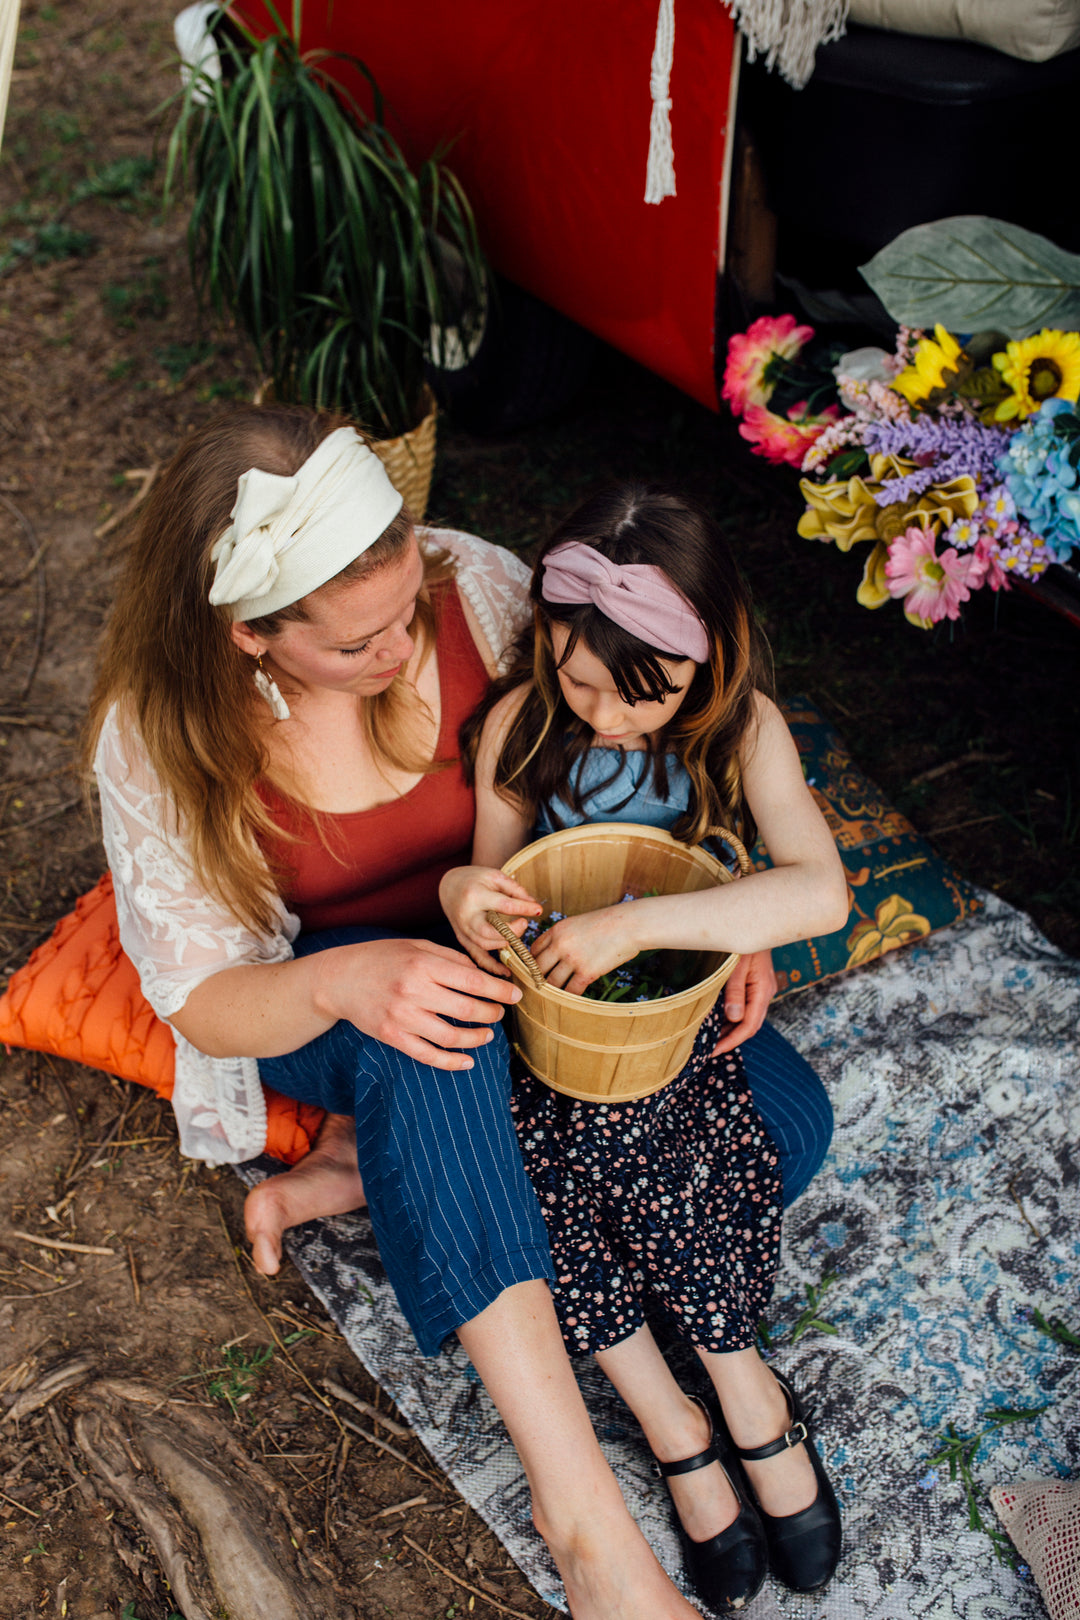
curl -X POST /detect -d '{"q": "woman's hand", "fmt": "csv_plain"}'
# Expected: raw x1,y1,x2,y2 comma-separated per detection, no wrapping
324,936,525,1070
711,949,777,1054
529,905,641,997
438,865,542,975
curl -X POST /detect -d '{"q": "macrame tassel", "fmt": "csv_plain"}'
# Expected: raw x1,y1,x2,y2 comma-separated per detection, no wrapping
723,0,849,90
644,0,677,205
254,665,291,721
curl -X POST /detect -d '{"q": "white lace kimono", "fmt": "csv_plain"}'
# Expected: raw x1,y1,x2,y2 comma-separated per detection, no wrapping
93,530,531,1164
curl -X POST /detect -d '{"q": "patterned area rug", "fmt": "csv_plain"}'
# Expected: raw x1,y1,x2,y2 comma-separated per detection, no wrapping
243,891,1080,1618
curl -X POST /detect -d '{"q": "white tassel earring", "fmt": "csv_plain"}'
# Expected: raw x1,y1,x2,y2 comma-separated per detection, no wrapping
254,653,291,720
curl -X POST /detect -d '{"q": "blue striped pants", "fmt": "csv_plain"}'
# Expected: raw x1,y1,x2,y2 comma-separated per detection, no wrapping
259,928,832,1354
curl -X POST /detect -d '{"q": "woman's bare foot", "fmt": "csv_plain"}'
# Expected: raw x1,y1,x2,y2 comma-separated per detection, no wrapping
244,1112,365,1275
540,1499,703,1620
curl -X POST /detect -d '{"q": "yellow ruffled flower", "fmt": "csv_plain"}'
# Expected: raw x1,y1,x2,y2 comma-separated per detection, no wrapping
992,328,1080,422
856,540,891,609
798,455,978,554
892,325,965,408
845,894,931,969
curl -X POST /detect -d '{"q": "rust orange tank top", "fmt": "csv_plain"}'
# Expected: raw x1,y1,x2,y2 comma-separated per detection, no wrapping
259,581,488,933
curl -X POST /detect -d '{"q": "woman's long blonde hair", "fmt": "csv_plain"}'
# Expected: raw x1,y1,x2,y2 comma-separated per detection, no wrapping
85,405,451,935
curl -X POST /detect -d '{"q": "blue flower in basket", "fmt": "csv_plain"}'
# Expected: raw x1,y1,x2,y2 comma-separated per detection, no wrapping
999,398,1080,560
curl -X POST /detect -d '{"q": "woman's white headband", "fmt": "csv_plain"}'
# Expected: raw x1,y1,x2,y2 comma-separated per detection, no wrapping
208,426,404,621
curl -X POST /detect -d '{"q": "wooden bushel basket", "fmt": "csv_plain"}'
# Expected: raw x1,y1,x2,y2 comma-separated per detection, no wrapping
491,822,750,1104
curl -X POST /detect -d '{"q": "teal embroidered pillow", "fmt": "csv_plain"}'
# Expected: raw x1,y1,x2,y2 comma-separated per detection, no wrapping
759,696,982,998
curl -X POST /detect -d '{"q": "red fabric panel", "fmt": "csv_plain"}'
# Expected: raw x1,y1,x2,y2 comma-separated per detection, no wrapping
234,0,736,409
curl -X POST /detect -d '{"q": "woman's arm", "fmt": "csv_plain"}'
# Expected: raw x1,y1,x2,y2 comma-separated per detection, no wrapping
171,938,522,1069
96,705,521,1073
529,695,849,995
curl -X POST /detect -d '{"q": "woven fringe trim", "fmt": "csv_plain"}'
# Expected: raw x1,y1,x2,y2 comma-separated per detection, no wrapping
645,0,677,204
722,0,849,88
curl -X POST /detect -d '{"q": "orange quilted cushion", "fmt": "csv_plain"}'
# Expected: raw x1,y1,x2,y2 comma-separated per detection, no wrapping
0,874,324,1165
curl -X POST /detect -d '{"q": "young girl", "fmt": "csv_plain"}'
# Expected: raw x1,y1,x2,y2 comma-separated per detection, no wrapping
440,486,849,1611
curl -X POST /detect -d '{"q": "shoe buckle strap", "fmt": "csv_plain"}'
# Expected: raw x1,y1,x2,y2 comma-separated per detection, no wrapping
651,1442,719,1479
738,1420,808,1463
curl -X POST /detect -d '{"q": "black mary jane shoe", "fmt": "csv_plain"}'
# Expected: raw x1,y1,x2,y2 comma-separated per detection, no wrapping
651,1393,769,1613
728,1371,842,1594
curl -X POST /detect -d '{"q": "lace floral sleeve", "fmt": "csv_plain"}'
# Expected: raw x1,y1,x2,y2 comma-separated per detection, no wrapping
93,706,299,1164
422,528,531,670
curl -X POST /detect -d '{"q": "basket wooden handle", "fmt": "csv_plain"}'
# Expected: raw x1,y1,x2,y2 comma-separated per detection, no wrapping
704,826,753,877
485,911,547,989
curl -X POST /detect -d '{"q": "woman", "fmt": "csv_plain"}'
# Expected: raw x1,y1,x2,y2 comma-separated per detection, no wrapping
86,404,830,1619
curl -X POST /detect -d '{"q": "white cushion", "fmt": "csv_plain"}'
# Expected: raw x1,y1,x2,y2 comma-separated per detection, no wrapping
848,0,1080,61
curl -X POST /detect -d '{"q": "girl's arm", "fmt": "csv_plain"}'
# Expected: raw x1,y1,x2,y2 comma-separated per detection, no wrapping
529,694,849,995
439,686,543,972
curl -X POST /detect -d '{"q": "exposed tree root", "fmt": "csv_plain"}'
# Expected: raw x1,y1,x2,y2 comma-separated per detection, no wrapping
37,1371,355,1620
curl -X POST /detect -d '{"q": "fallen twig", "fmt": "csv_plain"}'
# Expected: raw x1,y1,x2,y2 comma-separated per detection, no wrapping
910,751,1012,786
127,1244,141,1305
4,795,83,835
323,1378,410,1437
0,1488,40,1517
93,463,158,540
929,812,1004,836
402,1534,540,1620
366,1494,428,1520
6,1230,115,1257
296,1394,444,1489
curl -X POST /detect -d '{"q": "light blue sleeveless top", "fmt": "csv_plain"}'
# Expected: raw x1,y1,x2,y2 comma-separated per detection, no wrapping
535,746,693,835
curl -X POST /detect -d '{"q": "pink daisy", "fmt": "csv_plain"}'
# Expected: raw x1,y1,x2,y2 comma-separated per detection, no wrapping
722,314,814,416
884,526,982,625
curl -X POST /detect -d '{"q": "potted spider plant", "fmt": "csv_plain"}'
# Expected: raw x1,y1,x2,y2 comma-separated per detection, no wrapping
164,2,487,516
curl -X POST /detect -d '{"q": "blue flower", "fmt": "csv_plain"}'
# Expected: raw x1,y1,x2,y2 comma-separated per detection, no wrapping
998,399,1080,560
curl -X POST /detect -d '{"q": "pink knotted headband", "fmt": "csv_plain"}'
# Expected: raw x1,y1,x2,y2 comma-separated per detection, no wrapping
541,541,710,663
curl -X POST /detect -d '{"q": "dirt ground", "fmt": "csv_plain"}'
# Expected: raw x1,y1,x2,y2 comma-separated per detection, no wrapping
2,3,1079,1618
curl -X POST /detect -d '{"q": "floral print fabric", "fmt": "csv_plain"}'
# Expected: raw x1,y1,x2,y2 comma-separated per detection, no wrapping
510,1006,782,1356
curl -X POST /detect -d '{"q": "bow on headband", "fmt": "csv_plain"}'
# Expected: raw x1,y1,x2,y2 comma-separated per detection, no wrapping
208,427,403,620
541,541,710,663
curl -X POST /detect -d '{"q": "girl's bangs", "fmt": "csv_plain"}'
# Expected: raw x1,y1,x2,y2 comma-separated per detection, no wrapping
547,606,681,705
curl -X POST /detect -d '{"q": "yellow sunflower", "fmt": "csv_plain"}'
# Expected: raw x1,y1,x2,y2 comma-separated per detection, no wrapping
892,325,966,408
992,328,1080,422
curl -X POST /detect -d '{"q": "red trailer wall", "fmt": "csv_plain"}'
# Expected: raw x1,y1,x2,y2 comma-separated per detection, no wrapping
234,2,737,410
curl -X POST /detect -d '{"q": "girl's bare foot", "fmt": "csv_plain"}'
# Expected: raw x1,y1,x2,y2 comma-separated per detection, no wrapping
244,1112,365,1275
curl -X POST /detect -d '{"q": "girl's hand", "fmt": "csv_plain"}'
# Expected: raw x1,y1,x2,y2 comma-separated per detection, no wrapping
529,905,641,996
439,865,543,974
711,949,777,1053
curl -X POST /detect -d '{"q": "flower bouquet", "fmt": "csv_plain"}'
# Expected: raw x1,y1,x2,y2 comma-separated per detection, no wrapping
723,314,1080,628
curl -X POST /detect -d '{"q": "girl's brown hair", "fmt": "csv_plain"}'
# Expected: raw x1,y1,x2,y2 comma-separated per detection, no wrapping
85,404,451,934
462,485,773,849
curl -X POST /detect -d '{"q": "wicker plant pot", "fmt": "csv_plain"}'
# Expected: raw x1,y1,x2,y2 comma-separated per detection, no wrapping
491,822,749,1104
372,386,438,520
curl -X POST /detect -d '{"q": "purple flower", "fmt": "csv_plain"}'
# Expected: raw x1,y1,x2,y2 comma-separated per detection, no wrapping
864,419,1012,506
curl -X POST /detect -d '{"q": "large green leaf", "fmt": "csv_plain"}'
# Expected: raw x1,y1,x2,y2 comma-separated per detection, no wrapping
860,217,1080,338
